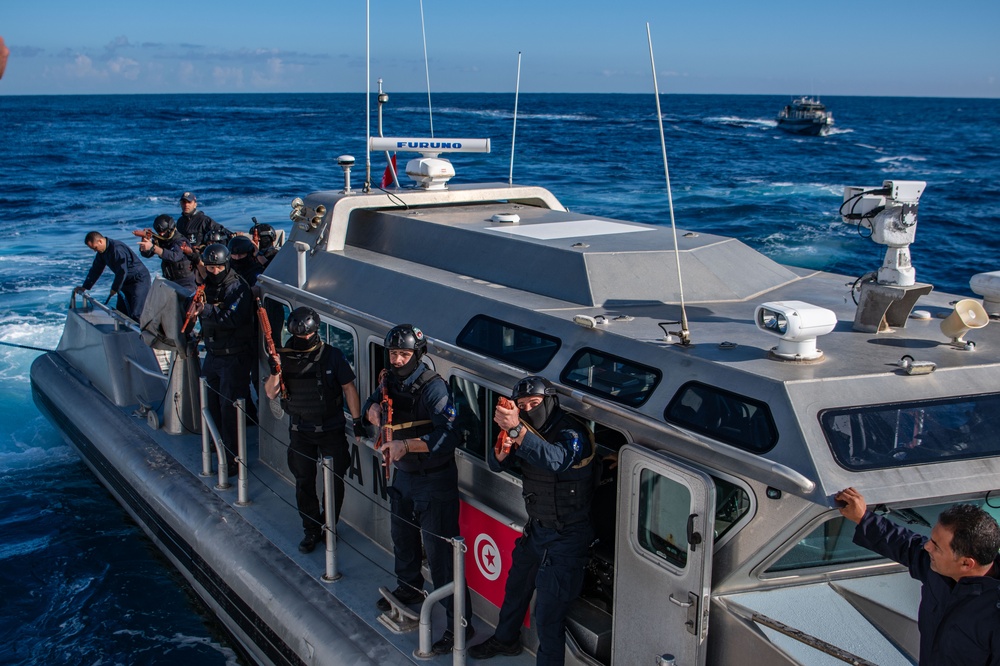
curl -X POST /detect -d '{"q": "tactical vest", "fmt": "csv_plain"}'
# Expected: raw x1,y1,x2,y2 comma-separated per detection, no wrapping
160,238,193,283
520,412,597,528
388,369,451,474
200,270,253,355
280,342,343,425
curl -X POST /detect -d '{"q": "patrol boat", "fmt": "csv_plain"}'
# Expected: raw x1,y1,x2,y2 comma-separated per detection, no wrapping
777,96,834,136
30,130,1000,665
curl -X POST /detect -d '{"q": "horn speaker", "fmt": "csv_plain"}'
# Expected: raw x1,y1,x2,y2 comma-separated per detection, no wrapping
940,298,988,342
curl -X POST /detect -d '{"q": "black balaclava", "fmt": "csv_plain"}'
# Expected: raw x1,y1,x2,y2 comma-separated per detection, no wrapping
522,395,558,432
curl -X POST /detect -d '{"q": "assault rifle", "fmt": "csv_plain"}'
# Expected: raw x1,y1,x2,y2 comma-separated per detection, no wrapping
182,284,205,334
255,297,286,399
250,216,260,249
374,369,394,481
494,396,520,456
133,229,196,256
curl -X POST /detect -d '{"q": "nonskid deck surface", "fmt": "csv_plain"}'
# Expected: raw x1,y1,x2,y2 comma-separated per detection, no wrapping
129,400,532,664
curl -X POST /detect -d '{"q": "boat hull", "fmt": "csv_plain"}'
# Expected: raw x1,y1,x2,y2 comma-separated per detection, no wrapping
29,350,410,666
777,119,830,136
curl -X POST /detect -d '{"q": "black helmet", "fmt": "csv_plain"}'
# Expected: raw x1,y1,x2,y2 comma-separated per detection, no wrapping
287,307,320,336
512,376,557,400
228,235,256,256
205,229,228,244
512,376,559,431
202,243,230,267
251,223,277,249
153,214,176,240
385,324,426,356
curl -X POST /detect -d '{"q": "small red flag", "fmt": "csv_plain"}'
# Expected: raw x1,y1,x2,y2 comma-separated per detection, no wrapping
380,153,398,188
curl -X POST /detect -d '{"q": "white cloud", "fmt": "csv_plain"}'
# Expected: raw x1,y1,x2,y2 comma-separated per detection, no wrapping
108,56,140,80
213,65,244,87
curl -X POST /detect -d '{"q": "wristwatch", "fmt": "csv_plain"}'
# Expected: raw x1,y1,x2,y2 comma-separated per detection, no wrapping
507,423,524,438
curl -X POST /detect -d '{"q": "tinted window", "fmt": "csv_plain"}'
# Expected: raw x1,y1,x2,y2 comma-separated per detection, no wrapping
821,394,1000,470
320,320,355,368
456,315,560,372
637,468,690,568
665,382,778,453
561,348,660,407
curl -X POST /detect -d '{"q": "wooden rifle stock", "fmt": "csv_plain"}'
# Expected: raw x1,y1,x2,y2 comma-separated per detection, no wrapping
182,284,205,334
374,369,393,481
133,229,153,241
494,396,520,456
255,297,286,398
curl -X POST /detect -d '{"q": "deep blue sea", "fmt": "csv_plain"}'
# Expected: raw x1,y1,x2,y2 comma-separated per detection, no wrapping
1,92,998,664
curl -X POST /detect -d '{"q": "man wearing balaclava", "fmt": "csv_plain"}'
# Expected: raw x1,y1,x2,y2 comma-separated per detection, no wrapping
472,376,597,666
362,324,472,655
263,307,362,554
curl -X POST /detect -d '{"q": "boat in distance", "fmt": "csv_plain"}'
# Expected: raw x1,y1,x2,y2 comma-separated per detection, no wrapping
30,118,1000,666
777,96,835,135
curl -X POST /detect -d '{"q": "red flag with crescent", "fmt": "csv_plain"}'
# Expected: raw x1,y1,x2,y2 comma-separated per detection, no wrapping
381,153,398,188
459,500,529,627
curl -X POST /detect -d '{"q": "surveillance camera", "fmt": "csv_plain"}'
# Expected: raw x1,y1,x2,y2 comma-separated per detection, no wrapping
755,300,837,361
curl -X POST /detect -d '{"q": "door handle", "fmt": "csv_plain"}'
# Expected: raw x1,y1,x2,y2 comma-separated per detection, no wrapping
668,593,693,608
687,513,703,552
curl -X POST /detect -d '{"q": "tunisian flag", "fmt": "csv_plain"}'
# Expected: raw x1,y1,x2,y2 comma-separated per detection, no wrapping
459,500,529,626
380,153,398,188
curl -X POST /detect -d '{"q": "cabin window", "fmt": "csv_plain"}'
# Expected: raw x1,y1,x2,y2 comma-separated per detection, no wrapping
820,393,1000,470
319,320,356,368
449,376,505,462
713,476,752,542
665,382,778,453
765,499,1000,574
456,315,560,372
561,348,660,407
637,468,691,568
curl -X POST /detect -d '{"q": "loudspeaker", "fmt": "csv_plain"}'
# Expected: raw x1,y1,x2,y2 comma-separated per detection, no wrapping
940,298,989,342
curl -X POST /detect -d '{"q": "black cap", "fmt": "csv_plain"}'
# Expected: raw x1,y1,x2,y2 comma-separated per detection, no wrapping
180,191,197,202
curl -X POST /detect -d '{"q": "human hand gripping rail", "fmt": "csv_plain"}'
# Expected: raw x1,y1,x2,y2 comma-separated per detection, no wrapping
494,396,521,456
256,297,286,398
374,369,393,481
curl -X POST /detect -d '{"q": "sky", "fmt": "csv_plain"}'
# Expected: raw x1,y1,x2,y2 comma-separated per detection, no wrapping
1,0,998,97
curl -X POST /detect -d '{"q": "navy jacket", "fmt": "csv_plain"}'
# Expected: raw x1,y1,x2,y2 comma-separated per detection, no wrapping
82,237,150,293
853,511,1000,666
363,363,458,473
177,209,230,248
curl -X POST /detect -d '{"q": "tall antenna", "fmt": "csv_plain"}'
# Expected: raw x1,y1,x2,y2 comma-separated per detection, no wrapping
509,51,522,187
419,0,434,137
646,22,690,345
364,0,372,191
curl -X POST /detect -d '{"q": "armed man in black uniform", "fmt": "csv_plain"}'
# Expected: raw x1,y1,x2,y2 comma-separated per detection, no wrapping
250,222,279,270
193,243,254,474
263,307,362,554
76,231,151,321
227,235,263,289
177,192,231,250
363,324,473,654
471,376,597,666
138,214,197,292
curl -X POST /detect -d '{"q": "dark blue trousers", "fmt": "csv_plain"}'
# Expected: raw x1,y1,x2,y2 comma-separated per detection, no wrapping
202,351,252,471
388,464,471,623
117,276,150,321
287,427,350,536
494,520,593,666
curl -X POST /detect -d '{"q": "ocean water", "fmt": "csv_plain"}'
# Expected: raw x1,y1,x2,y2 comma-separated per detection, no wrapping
1,92,998,663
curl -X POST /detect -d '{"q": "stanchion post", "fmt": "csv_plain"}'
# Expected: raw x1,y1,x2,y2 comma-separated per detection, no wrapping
321,456,341,582
199,378,212,476
453,535,467,665
235,398,250,506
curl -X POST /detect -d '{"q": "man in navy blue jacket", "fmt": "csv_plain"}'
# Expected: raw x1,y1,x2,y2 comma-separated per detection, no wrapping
836,487,1000,666
76,231,150,320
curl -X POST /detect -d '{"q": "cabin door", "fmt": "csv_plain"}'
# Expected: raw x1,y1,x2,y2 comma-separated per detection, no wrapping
611,445,715,666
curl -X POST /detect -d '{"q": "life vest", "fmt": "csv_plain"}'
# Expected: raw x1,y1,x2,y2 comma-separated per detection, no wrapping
520,412,597,528
279,341,343,425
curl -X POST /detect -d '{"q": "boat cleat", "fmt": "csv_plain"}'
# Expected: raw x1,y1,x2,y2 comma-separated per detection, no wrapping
376,586,420,633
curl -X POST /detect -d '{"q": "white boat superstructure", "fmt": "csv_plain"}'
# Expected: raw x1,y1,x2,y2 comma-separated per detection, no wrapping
31,132,1000,666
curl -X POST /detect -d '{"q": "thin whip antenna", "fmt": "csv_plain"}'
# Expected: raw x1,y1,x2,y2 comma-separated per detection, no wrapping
509,51,522,186
419,0,434,137
364,0,371,191
647,22,690,345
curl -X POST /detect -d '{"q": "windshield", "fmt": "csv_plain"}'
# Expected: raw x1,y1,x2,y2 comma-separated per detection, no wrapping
767,497,1000,573
820,393,1000,470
